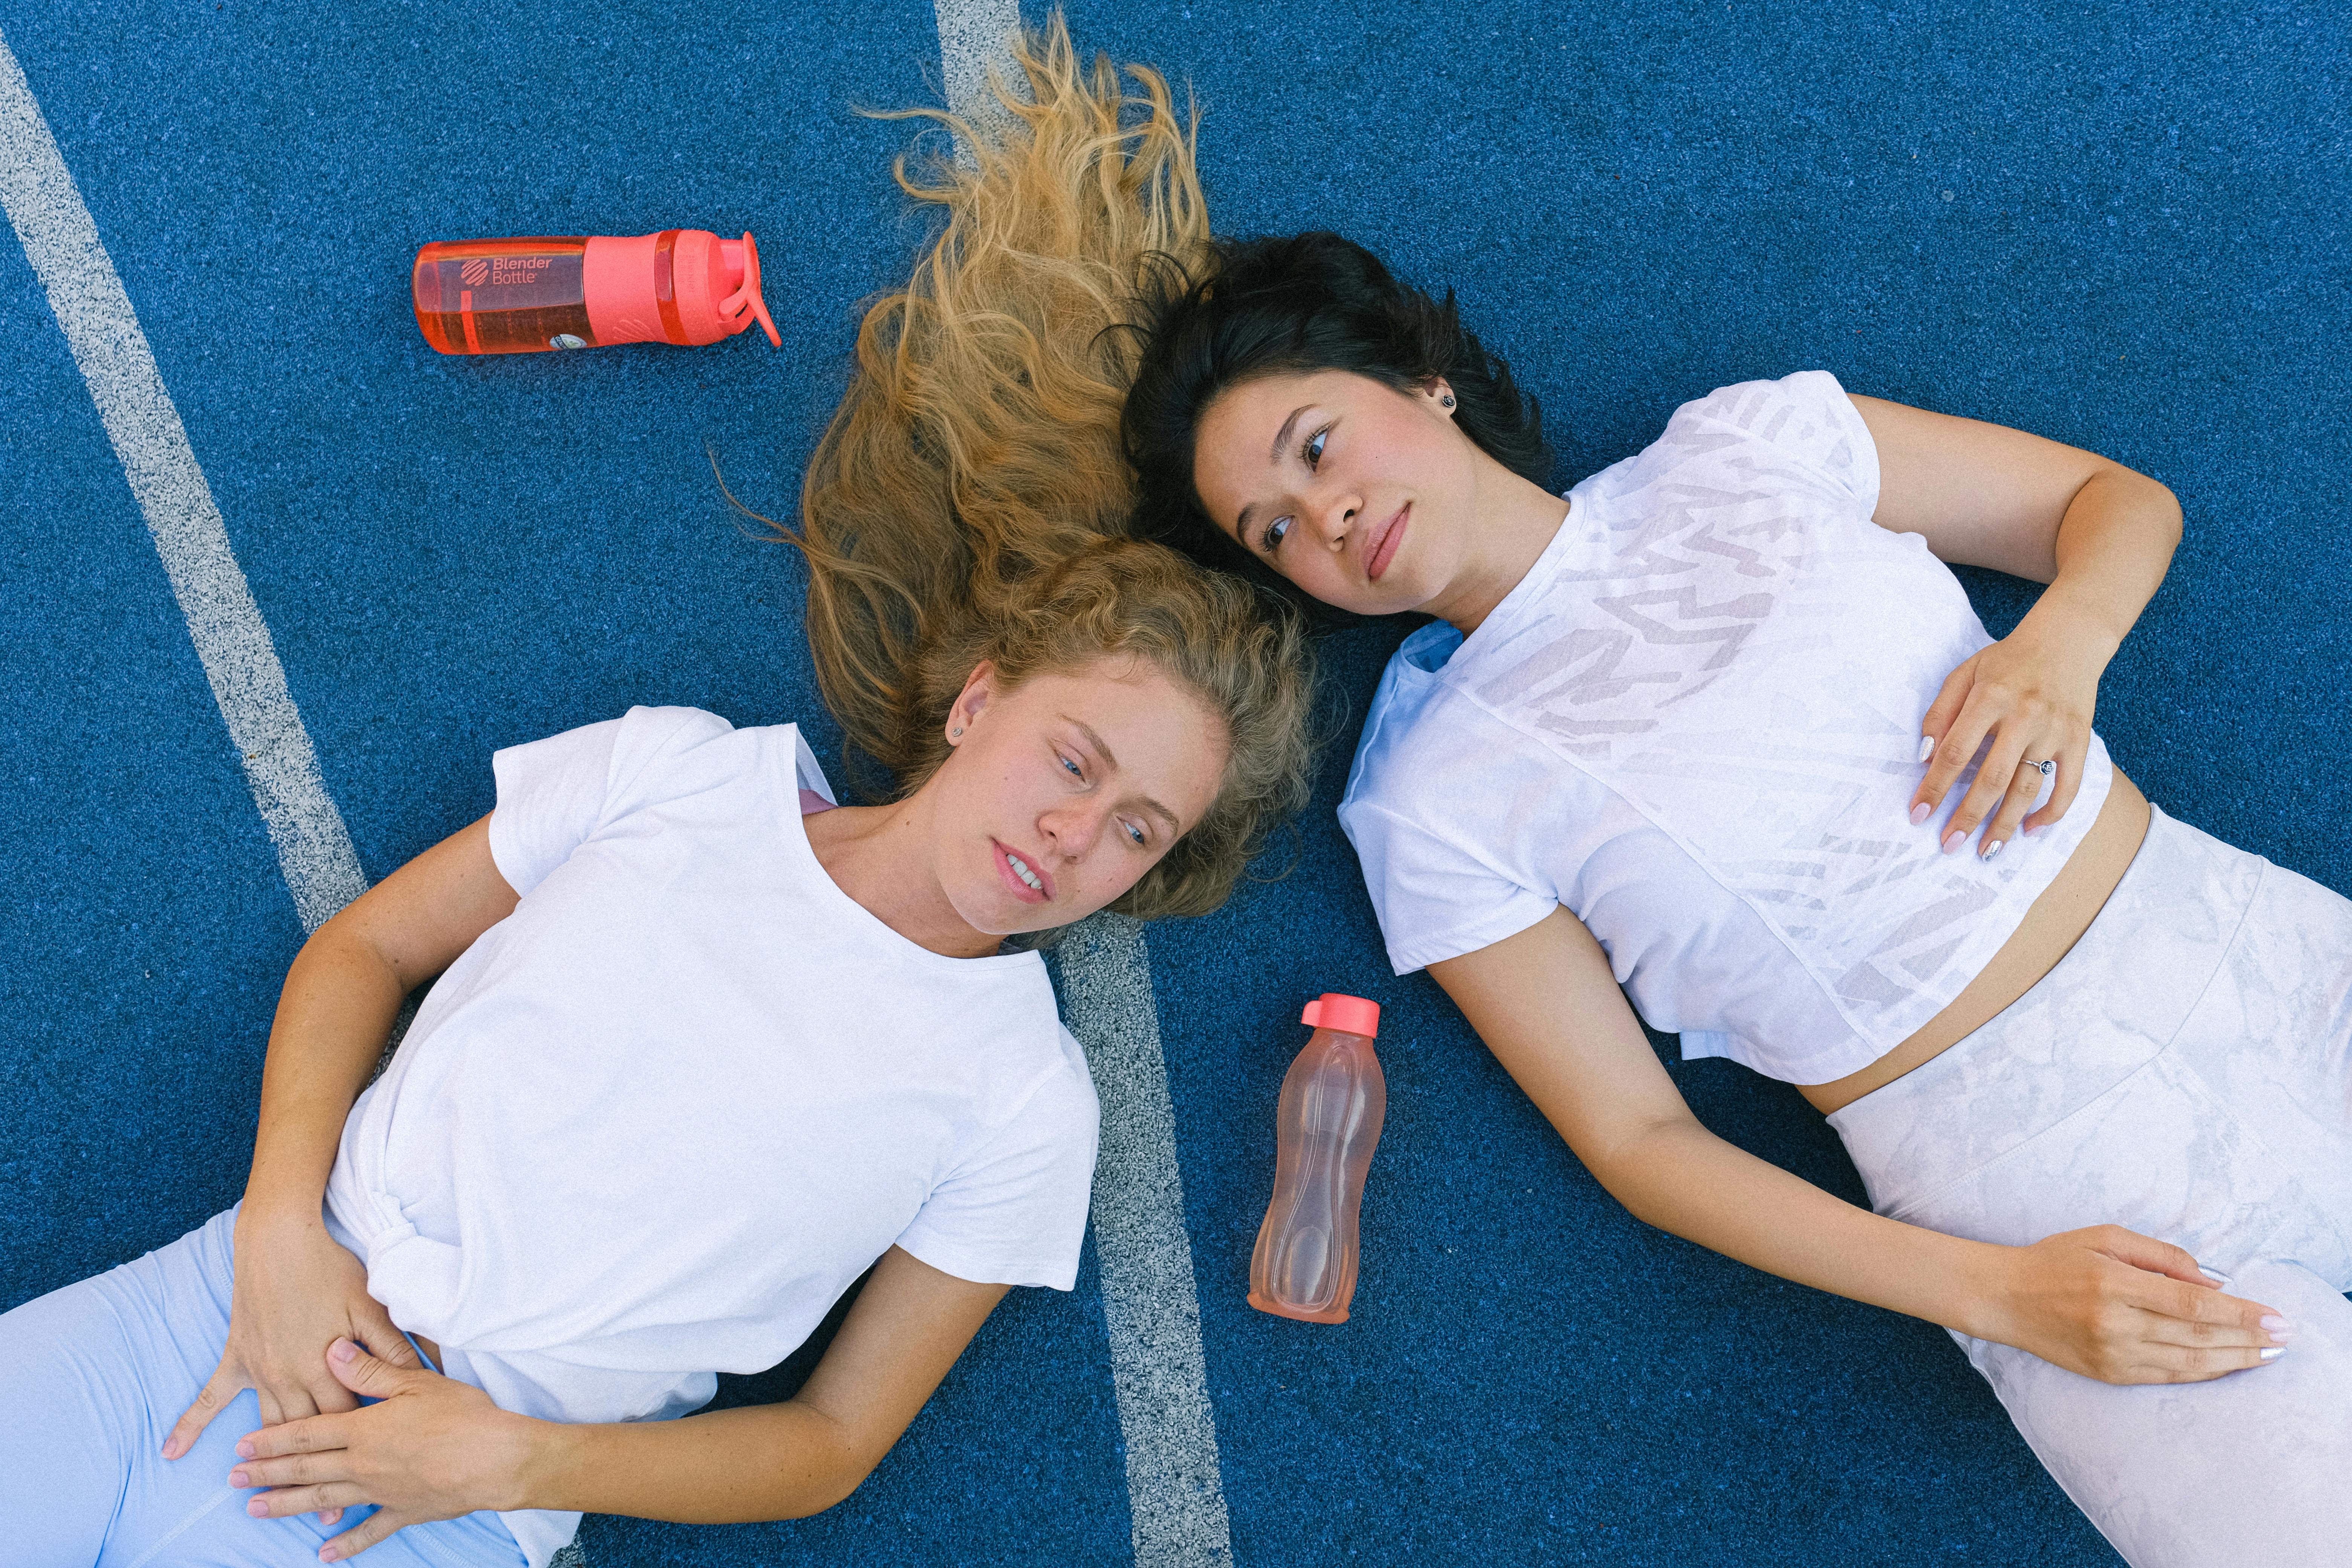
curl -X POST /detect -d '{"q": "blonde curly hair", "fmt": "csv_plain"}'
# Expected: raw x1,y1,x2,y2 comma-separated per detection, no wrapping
779,13,1313,920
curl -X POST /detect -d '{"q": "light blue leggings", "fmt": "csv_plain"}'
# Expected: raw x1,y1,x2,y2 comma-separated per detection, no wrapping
0,1205,525,1568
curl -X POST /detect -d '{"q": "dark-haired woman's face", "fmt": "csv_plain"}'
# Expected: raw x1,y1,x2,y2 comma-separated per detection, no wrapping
1193,369,1478,617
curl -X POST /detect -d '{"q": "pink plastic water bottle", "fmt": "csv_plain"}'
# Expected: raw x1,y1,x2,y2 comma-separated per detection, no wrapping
410,230,781,355
1248,993,1386,1324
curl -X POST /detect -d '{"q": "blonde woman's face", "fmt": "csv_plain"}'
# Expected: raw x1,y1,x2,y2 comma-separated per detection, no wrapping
1193,368,1478,617
931,659,1228,936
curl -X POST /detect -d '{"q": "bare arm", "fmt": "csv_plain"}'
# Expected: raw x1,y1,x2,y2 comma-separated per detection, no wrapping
1429,906,2009,1331
1851,394,2181,614
234,1245,1011,1553
1849,396,2183,851
1428,908,2283,1381
240,815,519,1226
166,815,519,1461
525,1245,1007,1520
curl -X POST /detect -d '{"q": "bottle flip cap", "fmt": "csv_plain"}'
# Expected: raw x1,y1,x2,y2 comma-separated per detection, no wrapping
578,228,781,348
711,231,781,347
1301,993,1380,1038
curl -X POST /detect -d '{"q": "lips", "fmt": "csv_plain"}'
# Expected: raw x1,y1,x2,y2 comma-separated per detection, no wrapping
1364,503,1409,582
992,838,1053,905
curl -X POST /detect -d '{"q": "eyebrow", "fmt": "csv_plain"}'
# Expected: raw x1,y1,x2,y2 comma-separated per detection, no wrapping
1069,716,1183,833
1268,404,1308,464
1233,404,1313,548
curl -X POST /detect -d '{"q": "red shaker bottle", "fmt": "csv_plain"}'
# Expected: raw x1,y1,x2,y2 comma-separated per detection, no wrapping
1248,993,1386,1324
410,230,782,355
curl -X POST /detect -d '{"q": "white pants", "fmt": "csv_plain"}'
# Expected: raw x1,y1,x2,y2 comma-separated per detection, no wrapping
1829,804,2352,1567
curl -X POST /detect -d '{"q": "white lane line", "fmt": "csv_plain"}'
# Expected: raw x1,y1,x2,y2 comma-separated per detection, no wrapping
933,0,1023,161
1060,914,1237,1568
1,29,551,1553
0,28,366,936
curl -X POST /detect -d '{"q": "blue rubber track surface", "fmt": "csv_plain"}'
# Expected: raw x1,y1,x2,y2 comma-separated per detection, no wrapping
3,0,2346,1563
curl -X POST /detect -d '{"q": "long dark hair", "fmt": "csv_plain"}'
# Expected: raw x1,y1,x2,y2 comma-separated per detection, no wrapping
1121,231,1556,625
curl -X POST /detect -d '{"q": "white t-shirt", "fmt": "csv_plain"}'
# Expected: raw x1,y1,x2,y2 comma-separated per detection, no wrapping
323,706,1098,1566
1339,371,2114,1086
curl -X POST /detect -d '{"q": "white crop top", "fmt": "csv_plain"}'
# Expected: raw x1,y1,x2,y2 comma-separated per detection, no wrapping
325,707,1098,1566
1338,371,2114,1086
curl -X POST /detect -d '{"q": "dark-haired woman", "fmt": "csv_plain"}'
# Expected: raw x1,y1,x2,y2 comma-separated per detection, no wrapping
1121,231,2349,1565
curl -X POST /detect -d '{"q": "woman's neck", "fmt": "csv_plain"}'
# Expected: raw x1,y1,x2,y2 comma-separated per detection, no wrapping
801,796,1002,960
1420,460,1573,635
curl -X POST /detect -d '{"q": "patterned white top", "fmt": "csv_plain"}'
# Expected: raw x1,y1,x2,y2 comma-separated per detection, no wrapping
1339,371,2114,1085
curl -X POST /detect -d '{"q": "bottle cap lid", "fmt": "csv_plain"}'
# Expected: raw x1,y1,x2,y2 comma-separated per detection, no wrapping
1301,993,1380,1038
662,230,782,347
711,231,781,347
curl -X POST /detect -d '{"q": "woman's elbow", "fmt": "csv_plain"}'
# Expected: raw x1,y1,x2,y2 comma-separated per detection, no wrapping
1579,1114,1709,1225
775,1463,875,1520
2111,464,2184,543
768,1429,886,1520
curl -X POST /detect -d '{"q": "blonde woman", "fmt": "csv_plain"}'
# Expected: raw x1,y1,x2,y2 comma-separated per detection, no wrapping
0,34,1307,1568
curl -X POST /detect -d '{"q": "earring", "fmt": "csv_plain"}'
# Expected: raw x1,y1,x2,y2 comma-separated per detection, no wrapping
950,727,964,739
1441,395,1455,408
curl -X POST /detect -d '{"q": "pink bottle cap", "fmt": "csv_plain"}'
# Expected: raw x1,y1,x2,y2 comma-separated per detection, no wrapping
1301,993,1380,1038
582,229,781,349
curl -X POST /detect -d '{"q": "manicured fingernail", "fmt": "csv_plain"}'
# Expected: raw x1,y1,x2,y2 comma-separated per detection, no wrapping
322,1550,341,1563
236,1439,255,1458
1980,839,2004,861
2261,1314,2295,1343
2259,1346,2286,1360
331,1337,358,1363
248,1497,271,1516
1916,735,1935,764
1941,829,1965,854
230,1468,249,1487
2198,1266,2232,1286
1909,802,1931,826
159,1438,179,1459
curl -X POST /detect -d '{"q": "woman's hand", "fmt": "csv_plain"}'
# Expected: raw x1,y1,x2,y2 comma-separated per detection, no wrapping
171,815,518,1507
1912,603,2116,857
1851,394,2180,860
1981,1225,2292,1383
231,1338,538,1560
164,1208,421,1528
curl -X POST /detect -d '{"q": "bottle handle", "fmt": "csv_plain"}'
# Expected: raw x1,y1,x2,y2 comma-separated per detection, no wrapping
719,231,782,347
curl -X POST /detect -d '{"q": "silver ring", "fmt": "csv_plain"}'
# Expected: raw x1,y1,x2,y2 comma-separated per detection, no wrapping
2021,758,2055,777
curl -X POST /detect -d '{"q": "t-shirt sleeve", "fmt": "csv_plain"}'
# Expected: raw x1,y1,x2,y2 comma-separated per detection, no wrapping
789,726,837,808
893,1035,1100,1291
1675,369,1882,520
1340,799,1557,976
488,706,734,898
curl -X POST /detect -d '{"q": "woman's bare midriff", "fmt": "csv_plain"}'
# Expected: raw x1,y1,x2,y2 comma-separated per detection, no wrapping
1799,769,2153,1116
